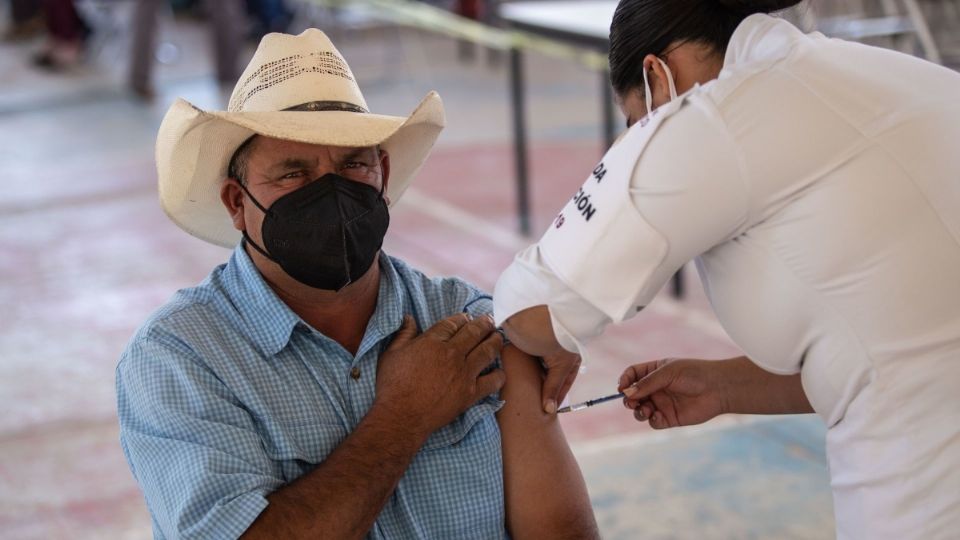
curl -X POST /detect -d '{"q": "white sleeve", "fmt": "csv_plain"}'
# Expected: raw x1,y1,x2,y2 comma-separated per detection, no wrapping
493,244,611,356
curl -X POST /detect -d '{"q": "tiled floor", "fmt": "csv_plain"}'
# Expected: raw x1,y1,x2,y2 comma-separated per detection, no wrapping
1,11,835,539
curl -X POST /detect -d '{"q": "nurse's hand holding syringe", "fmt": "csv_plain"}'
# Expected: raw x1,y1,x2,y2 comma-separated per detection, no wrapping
618,357,813,429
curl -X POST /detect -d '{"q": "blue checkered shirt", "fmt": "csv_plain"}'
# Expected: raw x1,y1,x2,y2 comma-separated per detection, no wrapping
117,247,506,539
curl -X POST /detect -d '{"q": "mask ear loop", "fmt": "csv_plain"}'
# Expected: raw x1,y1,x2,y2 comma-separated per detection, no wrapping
234,179,277,262
659,58,678,100
642,65,653,117
642,57,679,116
236,179,271,215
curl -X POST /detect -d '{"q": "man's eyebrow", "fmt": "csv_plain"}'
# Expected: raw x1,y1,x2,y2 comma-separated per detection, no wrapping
266,157,317,174
339,147,377,162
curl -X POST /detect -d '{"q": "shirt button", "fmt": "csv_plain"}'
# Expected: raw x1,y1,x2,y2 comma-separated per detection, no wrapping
350,366,361,380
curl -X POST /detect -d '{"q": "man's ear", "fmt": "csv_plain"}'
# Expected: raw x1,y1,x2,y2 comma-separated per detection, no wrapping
220,178,246,231
642,53,673,110
378,148,392,204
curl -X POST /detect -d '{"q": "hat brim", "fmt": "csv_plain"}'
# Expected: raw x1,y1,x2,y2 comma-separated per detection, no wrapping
156,91,444,248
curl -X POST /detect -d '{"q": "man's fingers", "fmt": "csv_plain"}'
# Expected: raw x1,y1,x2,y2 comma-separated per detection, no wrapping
446,314,496,352
466,331,504,375
475,368,506,398
422,313,471,342
385,315,418,352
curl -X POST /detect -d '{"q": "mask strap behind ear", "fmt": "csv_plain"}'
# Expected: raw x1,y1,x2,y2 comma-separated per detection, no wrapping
241,230,279,264
643,57,679,115
642,64,653,115
659,58,678,100
236,179,271,215
234,180,278,261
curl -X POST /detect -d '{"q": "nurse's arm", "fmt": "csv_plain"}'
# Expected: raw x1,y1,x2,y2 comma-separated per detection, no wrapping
501,305,563,357
501,305,583,413
620,357,813,429
719,357,813,415
497,345,599,540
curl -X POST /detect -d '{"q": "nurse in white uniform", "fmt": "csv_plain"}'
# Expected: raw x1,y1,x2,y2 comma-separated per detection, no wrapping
493,0,960,537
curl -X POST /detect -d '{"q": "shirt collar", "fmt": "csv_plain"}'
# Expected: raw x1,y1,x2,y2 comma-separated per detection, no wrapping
224,246,407,358
225,245,301,357
721,14,807,74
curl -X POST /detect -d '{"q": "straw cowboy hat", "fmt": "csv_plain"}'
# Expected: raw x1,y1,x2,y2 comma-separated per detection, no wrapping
156,28,445,248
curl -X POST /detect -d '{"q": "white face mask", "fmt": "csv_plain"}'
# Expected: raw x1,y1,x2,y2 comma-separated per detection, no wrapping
642,57,678,117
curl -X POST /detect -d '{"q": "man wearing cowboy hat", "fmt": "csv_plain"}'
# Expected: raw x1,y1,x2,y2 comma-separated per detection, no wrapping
116,29,598,539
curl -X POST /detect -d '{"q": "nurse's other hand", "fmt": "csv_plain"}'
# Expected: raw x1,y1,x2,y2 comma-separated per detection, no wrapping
541,349,581,414
617,359,727,430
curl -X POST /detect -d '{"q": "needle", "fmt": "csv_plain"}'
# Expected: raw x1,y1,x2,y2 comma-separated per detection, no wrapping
556,392,626,413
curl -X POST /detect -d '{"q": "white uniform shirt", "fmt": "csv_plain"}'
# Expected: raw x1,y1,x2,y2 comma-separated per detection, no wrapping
494,14,960,538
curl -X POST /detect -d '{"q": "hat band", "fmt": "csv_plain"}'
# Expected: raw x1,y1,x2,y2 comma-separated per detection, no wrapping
284,101,368,113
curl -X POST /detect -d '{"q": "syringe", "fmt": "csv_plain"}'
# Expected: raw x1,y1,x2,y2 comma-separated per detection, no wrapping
556,392,626,413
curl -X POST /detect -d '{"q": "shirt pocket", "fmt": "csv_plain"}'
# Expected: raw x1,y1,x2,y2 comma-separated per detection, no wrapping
422,398,504,451
262,421,348,482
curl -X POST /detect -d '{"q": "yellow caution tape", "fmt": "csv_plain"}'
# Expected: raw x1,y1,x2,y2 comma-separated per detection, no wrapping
305,0,610,71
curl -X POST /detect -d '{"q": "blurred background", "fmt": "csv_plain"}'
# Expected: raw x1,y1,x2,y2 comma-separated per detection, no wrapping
1,0,957,538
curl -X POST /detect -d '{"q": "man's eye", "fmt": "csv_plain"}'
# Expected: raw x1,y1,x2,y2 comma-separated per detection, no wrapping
342,161,365,170
280,171,305,179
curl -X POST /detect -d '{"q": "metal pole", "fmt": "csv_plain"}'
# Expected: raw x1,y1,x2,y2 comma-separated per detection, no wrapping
509,46,531,236
601,68,616,148
671,267,685,299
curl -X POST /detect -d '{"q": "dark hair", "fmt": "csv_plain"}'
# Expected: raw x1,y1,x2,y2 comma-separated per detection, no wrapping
608,0,802,95
227,135,258,184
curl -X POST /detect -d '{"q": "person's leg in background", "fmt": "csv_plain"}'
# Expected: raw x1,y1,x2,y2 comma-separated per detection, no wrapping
4,0,45,41
205,0,246,87
482,0,502,66
34,0,88,69
245,0,291,39
129,0,162,99
130,0,246,100
455,0,481,61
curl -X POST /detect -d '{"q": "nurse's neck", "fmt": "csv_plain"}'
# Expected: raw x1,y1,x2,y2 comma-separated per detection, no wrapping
663,41,725,94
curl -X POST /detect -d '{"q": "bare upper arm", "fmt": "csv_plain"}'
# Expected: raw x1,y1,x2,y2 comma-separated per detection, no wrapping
496,345,599,540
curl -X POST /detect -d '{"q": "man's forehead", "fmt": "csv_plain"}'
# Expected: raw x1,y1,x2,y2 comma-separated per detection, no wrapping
251,135,377,158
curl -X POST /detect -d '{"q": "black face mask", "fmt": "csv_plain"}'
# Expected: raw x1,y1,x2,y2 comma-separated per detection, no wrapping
239,173,390,291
